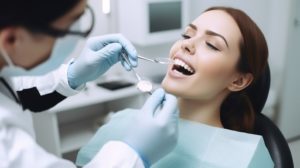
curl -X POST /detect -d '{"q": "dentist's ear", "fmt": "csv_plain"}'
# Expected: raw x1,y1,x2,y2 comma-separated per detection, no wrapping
228,73,253,92
0,27,19,55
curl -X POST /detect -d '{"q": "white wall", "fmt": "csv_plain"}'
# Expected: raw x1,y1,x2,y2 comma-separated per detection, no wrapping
187,0,296,121
68,0,300,137
113,0,274,79
277,0,300,139
70,0,130,79
187,1,300,139
87,0,178,80
189,0,293,99
267,0,294,92
188,1,300,139
110,0,293,92
189,0,271,33
76,0,295,122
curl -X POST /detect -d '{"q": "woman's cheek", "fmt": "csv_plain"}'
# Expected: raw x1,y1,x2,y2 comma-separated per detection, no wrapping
196,52,228,77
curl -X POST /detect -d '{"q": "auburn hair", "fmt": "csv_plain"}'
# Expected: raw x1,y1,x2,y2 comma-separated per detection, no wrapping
204,7,268,133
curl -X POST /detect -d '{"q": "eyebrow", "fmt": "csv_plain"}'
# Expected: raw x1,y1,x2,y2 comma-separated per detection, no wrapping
188,23,198,30
188,23,229,48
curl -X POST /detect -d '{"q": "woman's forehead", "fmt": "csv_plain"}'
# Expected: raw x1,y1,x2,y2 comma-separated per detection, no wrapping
191,10,242,47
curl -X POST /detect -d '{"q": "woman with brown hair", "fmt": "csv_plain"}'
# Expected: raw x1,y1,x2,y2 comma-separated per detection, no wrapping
76,6,274,167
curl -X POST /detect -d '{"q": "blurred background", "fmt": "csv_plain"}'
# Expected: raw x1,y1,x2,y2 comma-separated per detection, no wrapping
33,0,300,166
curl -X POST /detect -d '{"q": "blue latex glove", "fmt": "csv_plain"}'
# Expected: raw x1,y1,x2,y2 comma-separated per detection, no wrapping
67,34,137,89
124,88,179,167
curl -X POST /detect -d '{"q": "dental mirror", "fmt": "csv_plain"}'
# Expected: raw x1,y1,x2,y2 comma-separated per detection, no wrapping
121,52,153,94
136,80,153,93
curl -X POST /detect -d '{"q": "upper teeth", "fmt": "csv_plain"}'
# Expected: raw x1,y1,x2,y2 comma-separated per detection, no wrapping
174,58,194,73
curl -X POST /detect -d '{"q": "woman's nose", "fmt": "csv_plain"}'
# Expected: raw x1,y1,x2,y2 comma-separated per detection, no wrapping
181,39,196,55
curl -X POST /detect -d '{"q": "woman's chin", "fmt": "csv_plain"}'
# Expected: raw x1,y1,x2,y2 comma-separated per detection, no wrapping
162,78,182,96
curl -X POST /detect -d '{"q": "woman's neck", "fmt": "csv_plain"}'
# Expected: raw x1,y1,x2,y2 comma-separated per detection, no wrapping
178,93,227,128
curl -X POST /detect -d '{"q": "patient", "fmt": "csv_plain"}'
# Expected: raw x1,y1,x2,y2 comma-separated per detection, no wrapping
76,7,274,167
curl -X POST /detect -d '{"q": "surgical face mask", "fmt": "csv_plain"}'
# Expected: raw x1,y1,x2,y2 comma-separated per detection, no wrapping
0,35,80,77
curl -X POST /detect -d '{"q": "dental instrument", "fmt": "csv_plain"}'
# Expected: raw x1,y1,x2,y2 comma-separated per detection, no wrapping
137,55,175,65
121,52,153,94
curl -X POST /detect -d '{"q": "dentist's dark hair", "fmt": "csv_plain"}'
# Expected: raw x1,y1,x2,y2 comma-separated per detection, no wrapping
204,7,269,133
0,0,81,30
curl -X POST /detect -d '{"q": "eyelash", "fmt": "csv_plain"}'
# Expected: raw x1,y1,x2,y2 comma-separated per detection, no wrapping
181,34,190,39
206,42,219,51
181,34,220,51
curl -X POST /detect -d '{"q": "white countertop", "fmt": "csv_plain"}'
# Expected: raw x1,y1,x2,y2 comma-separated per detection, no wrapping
49,81,144,113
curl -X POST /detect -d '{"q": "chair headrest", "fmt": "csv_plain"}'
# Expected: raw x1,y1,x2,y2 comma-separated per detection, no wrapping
254,114,294,168
246,63,271,113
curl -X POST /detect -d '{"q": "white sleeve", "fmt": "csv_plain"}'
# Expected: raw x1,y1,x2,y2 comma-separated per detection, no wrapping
0,126,145,168
84,141,145,168
11,64,84,97
0,126,76,168
7,64,85,112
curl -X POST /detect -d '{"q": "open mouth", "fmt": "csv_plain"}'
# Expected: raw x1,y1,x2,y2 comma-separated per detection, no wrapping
172,58,195,76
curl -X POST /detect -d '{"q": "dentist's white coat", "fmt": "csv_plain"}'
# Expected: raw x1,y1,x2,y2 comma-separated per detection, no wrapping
0,65,144,168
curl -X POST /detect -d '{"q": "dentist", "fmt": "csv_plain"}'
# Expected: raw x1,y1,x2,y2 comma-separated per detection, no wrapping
0,0,178,167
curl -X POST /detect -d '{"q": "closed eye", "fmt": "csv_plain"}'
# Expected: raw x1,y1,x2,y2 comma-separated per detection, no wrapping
206,42,219,51
181,34,191,39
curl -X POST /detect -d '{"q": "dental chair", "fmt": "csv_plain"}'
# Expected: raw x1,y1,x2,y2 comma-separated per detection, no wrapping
247,64,294,168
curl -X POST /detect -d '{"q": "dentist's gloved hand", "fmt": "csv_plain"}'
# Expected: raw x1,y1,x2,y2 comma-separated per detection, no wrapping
67,34,137,89
124,88,179,167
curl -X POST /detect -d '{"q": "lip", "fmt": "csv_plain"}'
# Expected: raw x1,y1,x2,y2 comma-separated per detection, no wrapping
168,67,190,79
167,53,196,79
